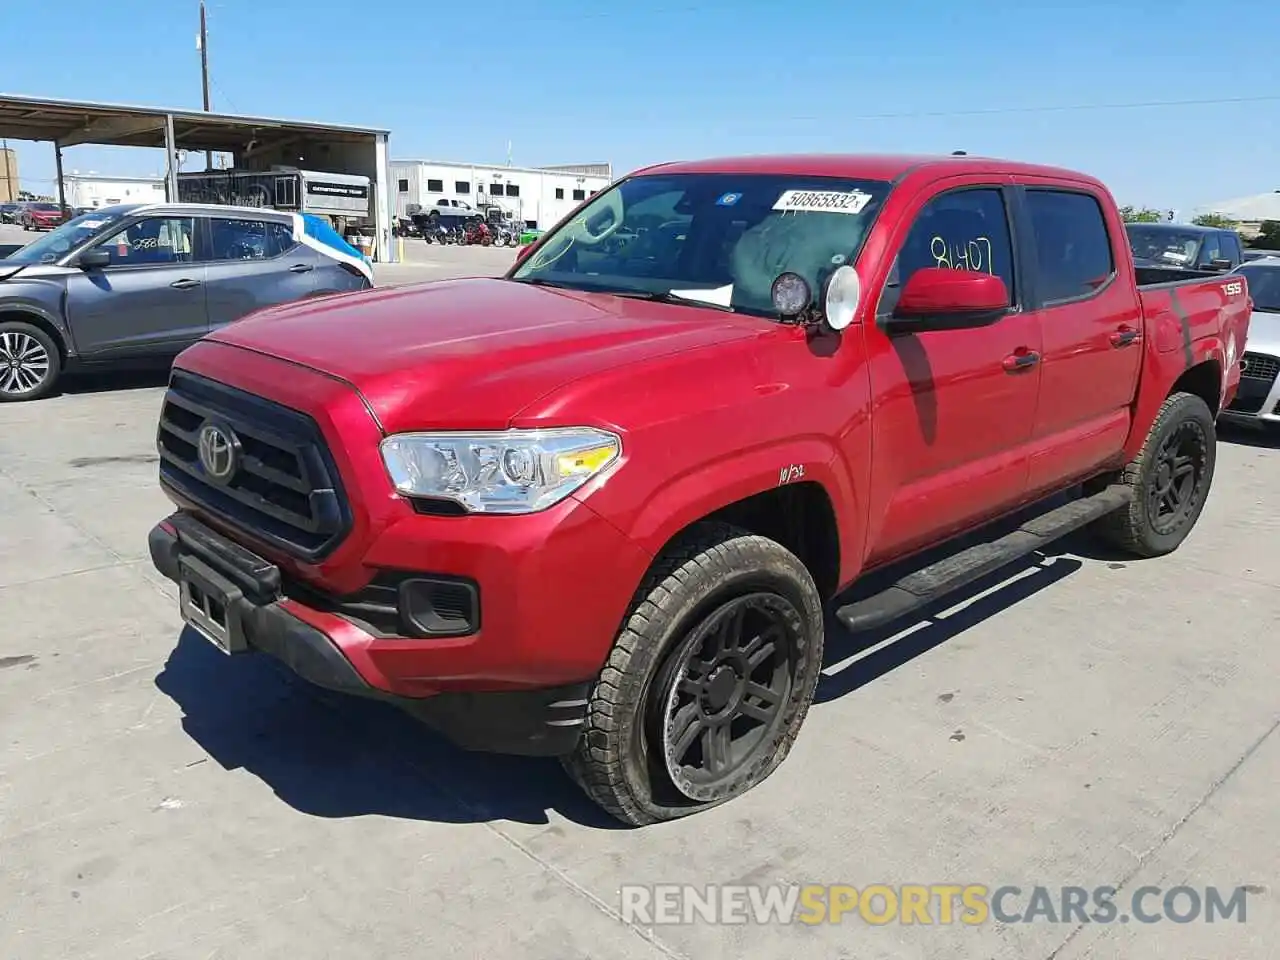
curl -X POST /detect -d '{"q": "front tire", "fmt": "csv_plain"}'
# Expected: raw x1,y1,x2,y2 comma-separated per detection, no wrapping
0,321,60,402
563,522,825,826
1091,391,1216,557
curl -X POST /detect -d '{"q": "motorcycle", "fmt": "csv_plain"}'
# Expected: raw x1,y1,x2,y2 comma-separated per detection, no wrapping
462,221,493,246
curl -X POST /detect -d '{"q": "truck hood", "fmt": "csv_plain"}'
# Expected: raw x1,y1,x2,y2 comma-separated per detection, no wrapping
207,277,762,433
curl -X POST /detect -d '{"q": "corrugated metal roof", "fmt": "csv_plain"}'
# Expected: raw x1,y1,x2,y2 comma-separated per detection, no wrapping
0,92,388,148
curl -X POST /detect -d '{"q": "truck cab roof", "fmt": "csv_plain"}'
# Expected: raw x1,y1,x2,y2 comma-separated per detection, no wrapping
630,153,1106,188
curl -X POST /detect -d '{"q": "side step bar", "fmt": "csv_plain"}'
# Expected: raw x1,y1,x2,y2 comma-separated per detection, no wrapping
834,484,1133,633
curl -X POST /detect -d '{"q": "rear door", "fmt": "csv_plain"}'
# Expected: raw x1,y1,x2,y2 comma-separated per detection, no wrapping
1016,183,1142,495
862,177,1043,564
63,213,207,357
202,214,317,332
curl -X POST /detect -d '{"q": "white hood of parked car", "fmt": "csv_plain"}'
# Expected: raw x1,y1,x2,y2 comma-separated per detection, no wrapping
1244,310,1280,357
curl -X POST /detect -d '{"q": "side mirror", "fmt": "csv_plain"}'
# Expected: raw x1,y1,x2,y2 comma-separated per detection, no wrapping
513,241,535,265
1209,258,1233,272
882,267,1010,334
78,248,111,270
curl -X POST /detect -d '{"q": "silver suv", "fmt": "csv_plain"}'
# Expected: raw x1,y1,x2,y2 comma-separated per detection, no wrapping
0,203,374,401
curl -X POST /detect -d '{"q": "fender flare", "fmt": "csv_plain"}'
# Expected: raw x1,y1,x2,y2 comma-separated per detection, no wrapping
615,435,863,579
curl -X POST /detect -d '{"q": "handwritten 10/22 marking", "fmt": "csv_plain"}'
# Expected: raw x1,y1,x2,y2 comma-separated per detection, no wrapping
930,235,995,276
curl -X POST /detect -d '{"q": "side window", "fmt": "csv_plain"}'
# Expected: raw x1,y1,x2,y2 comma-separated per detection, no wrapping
1198,232,1222,267
267,222,297,257
208,219,281,261
880,187,1015,315
1220,231,1242,264
98,216,196,266
1025,190,1115,303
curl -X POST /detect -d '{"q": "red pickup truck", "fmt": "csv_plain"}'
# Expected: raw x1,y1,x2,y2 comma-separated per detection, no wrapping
148,154,1250,826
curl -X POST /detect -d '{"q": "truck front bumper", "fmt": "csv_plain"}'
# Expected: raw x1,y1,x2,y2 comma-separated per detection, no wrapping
148,510,611,756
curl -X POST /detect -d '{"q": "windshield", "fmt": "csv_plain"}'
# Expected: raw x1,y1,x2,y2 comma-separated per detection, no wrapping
30,203,59,212
1126,225,1205,266
1237,264,1280,312
5,209,128,264
510,172,892,317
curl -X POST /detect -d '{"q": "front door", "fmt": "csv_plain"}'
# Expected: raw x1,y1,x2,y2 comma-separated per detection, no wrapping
203,215,317,331
64,214,207,358
861,179,1042,565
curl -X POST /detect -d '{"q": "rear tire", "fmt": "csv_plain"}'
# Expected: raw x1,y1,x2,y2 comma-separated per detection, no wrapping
0,321,60,402
562,522,825,826
1090,391,1216,557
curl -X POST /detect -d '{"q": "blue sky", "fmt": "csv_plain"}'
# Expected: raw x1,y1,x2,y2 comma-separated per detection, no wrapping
2,0,1275,213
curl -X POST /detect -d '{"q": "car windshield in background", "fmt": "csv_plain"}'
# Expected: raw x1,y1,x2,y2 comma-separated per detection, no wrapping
5,209,129,264
1237,263,1280,312
510,173,892,318
30,203,60,212
1126,225,1205,265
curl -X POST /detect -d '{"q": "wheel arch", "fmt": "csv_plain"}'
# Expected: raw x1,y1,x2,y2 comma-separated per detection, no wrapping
616,441,856,601
1170,355,1223,417
0,306,68,370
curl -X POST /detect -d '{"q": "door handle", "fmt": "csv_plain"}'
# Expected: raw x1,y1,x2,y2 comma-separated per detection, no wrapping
1110,327,1140,347
169,278,201,290
1002,350,1041,372
288,263,314,273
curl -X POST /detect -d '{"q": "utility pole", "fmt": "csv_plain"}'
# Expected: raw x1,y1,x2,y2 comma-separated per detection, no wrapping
1,139,13,202
199,1,212,170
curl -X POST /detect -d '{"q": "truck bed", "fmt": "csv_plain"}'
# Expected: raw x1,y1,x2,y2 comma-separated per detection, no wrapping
1137,270,1249,372
1134,265,1226,287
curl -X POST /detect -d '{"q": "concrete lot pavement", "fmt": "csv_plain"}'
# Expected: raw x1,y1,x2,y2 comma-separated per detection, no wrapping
1,229,1277,958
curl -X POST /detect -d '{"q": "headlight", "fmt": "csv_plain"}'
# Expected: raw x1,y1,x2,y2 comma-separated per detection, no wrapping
379,427,621,514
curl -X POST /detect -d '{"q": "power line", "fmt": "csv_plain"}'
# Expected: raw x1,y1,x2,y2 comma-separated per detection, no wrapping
798,94,1280,123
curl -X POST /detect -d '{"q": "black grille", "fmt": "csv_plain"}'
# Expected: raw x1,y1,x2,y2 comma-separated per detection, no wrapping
1240,352,1280,385
157,370,351,561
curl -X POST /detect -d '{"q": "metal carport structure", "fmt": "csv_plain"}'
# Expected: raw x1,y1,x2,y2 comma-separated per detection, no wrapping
0,93,396,261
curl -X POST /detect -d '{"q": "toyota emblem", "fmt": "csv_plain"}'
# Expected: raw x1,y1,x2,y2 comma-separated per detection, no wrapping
1240,357,1249,374
197,422,240,484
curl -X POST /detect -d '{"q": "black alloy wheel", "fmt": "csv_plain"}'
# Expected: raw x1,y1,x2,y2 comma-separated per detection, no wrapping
654,593,798,802
1146,417,1209,537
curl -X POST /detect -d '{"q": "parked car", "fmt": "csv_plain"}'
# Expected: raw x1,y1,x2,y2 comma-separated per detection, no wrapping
0,202,374,401
1220,256,1280,430
19,201,66,231
0,201,22,224
1242,248,1280,262
146,154,1249,825
1124,221,1245,278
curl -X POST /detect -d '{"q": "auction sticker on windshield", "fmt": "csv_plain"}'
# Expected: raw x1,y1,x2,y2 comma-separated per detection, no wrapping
773,190,873,215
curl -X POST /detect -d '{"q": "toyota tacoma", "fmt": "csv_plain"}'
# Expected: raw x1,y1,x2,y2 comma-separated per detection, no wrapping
148,154,1252,825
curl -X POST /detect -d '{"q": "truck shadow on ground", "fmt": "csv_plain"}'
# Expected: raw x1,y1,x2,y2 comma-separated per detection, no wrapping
1217,422,1279,449
155,627,624,829
58,365,171,397
155,511,1096,829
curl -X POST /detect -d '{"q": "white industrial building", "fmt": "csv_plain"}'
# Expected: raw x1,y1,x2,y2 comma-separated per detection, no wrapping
391,159,613,229
63,173,166,210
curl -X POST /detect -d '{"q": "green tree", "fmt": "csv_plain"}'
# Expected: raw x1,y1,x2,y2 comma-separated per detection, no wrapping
1191,212,1237,228
1249,221,1280,248
1118,205,1165,223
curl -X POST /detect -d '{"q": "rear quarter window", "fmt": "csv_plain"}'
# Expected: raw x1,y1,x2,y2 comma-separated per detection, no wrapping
1025,190,1115,304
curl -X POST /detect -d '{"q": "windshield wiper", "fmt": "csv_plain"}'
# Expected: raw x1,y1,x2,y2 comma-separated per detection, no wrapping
606,289,736,312
508,276,576,289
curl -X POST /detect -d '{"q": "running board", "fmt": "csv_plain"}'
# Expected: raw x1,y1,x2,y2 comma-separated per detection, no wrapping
835,484,1133,633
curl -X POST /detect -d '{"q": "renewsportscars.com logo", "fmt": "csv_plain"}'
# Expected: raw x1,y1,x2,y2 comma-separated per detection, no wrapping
620,884,1254,926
